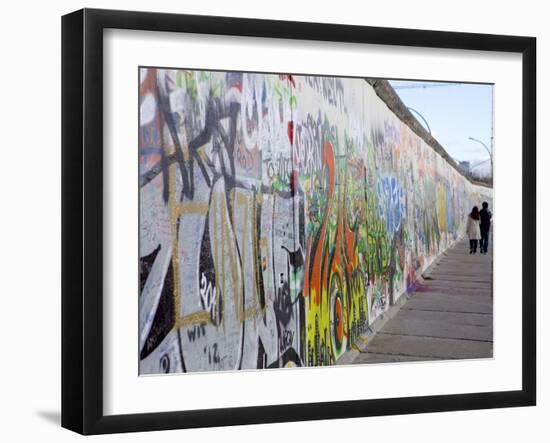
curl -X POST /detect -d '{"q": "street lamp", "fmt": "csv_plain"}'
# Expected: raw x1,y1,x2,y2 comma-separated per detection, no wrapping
407,107,431,135
468,136,493,178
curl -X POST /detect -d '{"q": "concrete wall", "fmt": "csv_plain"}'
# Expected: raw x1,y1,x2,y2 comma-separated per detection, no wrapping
138,68,493,374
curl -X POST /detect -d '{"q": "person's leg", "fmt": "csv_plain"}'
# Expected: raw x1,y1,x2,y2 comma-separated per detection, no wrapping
482,231,489,253
479,232,484,253
469,239,475,253
472,239,477,253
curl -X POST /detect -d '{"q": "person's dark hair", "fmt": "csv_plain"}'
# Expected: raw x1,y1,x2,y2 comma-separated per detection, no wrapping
470,206,480,220
482,201,489,209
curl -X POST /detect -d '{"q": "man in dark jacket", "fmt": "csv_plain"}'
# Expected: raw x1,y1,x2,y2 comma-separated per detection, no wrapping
479,201,492,254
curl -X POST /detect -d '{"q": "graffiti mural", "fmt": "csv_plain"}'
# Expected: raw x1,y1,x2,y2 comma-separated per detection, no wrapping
138,68,492,374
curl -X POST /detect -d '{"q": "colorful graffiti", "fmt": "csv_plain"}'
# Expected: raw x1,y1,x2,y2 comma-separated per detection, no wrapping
138,68,492,374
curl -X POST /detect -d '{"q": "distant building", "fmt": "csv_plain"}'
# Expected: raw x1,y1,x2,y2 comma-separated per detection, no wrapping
459,161,471,175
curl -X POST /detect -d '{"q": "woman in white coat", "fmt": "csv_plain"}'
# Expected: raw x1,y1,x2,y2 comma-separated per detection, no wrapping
466,206,481,254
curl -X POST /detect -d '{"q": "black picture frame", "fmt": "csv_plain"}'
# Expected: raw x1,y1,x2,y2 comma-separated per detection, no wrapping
61,8,536,435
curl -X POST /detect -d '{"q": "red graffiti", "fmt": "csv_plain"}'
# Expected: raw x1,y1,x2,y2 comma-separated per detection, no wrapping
287,121,294,145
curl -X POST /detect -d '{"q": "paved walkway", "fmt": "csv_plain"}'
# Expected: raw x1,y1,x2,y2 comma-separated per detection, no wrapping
346,236,493,364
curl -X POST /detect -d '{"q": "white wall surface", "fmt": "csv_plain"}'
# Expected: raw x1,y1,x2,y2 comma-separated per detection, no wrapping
0,0,545,441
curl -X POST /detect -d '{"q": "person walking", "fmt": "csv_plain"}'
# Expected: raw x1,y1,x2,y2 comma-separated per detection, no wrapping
466,206,481,254
479,201,492,254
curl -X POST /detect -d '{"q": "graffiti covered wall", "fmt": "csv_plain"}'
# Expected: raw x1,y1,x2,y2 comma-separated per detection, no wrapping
139,68,493,373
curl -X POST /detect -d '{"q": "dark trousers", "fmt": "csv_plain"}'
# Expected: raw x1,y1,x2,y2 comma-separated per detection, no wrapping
480,231,489,253
469,239,478,253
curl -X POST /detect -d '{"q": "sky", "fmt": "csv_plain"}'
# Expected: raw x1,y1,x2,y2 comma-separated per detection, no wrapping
388,80,493,176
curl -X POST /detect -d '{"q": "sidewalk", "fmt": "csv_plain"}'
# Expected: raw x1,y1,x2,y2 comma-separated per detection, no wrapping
343,236,493,364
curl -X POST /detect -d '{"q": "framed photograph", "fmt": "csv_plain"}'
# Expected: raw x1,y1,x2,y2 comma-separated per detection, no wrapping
61,8,536,435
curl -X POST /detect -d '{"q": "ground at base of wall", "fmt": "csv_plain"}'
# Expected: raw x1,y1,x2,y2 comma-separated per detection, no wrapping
337,236,493,365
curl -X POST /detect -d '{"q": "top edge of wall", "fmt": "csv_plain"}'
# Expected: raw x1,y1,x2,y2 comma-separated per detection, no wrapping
365,79,493,190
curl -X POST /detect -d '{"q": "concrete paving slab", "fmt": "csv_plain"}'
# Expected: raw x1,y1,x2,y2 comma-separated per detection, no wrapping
382,315,492,341
420,280,492,289
430,260,490,267
395,308,493,327
412,290,492,304
353,352,443,364
424,274,491,283
415,285,492,296
365,333,493,359
431,262,492,270
429,269,491,278
403,294,492,314
414,289,492,299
